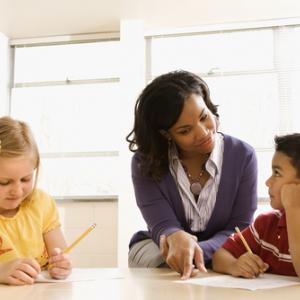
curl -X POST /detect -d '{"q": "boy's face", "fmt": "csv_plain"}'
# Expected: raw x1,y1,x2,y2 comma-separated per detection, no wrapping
265,151,300,210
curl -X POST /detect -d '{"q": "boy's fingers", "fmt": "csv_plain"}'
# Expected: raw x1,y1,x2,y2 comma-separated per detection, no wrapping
240,264,256,278
263,263,269,271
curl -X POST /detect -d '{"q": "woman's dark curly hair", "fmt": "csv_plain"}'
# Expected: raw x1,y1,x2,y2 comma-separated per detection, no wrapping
126,70,219,181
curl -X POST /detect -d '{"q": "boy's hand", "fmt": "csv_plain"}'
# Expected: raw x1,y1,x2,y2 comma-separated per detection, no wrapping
0,258,40,285
281,183,300,210
48,248,72,279
230,252,269,278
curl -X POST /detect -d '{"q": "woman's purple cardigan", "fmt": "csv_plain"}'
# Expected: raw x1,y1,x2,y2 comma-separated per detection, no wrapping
129,134,258,264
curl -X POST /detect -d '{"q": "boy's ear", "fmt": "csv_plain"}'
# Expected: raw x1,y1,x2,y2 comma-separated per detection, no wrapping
159,130,171,141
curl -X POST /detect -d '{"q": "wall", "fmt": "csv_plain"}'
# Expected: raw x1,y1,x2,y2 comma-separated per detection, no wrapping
57,200,118,267
0,32,10,116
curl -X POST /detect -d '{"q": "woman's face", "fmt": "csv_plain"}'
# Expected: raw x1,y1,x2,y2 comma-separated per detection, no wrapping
168,94,217,157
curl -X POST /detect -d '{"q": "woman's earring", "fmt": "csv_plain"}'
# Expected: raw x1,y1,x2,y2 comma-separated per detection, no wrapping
215,116,220,131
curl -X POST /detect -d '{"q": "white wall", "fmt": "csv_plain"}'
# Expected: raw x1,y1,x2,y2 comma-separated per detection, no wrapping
118,20,147,267
0,32,10,116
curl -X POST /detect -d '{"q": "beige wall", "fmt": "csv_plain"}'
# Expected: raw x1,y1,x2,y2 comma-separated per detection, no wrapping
1,0,300,38
123,0,300,30
57,200,118,267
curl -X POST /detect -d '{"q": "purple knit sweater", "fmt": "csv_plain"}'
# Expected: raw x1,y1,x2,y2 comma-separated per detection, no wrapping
129,134,258,264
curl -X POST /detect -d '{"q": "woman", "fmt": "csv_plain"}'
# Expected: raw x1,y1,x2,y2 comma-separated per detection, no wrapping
126,70,257,279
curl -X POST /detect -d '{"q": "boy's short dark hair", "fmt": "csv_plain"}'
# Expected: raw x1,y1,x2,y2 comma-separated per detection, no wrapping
275,133,300,178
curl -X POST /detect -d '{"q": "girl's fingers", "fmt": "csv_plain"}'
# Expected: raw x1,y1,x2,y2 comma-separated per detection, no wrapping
7,276,29,286
10,269,35,284
49,260,72,269
18,261,40,277
49,267,72,279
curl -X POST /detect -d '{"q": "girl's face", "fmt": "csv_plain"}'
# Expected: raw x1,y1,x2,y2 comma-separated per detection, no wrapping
168,94,217,157
265,151,300,210
0,156,36,216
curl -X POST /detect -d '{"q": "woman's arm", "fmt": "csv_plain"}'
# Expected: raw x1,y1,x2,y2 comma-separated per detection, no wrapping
43,228,72,279
132,154,183,245
132,155,204,278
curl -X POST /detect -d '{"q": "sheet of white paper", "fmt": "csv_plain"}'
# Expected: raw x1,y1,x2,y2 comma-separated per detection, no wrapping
36,268,123,283
175,273,300,290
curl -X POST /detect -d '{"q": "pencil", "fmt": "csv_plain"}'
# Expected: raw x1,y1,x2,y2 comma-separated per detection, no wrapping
63,223,97,254
234,226,253,254
46,223,97,268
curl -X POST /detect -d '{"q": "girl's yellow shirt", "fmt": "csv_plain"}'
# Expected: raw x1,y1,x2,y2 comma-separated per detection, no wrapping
0,189,60,268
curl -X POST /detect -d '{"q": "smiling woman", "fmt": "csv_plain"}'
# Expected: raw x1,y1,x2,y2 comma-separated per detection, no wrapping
126,70,258,279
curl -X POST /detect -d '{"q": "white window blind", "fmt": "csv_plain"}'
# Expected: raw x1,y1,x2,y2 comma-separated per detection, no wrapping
147,25,300,198
11,40,120,198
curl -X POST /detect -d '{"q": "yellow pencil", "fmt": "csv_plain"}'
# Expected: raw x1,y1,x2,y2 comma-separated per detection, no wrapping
63,223,97,254
235,226,253,254
46,223,97,268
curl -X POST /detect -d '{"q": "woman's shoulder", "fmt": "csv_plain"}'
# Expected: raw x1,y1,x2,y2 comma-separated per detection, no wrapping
222,133,255,154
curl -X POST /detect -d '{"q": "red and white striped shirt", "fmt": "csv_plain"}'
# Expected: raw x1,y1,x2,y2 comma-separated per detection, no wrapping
222,210,296,276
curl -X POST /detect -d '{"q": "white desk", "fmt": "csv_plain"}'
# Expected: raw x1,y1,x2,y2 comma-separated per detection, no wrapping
1,268,300,300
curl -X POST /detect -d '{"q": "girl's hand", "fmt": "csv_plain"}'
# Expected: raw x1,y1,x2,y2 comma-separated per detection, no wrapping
48,248,72,279
160,230,207,280
0,258,40,285
230,252,268,278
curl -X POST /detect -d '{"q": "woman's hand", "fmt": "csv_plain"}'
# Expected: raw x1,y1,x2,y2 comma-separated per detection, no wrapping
160,230,206,279
230,252,269,278
0,258,40,285
48,248,72,279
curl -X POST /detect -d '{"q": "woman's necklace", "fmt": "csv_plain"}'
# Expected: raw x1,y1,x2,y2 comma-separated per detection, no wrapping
182,163,206,196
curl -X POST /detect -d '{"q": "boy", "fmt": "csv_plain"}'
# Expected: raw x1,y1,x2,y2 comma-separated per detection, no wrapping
212,134,300,278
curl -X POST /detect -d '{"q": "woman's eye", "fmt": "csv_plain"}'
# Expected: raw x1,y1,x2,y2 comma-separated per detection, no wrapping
0,182,9,186
179,129,190,135
200,113,208,121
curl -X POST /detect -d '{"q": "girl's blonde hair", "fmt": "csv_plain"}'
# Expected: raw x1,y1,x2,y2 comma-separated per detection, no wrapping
0,116,40,199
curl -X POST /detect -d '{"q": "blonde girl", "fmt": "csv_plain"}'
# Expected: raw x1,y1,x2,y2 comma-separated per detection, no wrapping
0,116,72,285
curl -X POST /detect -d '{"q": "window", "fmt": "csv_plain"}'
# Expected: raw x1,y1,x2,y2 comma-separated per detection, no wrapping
147,25,300,198
11,40,120,198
